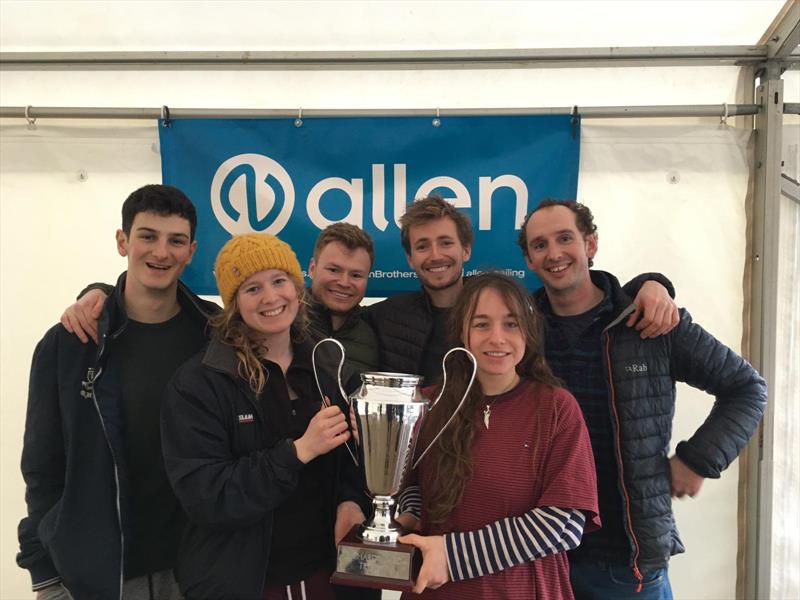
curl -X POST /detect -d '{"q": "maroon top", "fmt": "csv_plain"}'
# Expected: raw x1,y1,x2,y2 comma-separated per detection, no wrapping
404,378,599,600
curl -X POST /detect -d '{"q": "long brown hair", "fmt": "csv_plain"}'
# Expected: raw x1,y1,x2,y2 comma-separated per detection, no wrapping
418,272,560,524
209,278,310,394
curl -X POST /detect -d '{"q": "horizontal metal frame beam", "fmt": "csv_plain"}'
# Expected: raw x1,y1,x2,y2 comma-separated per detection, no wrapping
0,46,773,70
0,104,769,121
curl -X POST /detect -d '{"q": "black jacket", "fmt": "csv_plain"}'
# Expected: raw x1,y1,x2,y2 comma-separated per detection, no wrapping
362,290,434,374
536,271,767,575
17,273,217,600
161,336,370,600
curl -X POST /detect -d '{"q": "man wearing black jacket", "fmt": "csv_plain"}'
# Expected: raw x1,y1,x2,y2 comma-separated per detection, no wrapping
17,185,217,600
519,200,767,599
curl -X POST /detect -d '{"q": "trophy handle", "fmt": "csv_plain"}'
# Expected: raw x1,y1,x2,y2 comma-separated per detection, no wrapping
410,347,477,470
312,337,359,466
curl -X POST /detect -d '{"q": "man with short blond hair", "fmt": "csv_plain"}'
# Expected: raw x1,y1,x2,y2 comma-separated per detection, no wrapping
307,222,379,372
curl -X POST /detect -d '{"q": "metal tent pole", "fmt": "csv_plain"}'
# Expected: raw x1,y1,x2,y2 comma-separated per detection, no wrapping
0,103,780,121
0,46,781,70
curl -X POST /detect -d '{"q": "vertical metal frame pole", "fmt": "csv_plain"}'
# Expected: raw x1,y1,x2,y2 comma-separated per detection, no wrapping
736,64,758,600
751,63,784,600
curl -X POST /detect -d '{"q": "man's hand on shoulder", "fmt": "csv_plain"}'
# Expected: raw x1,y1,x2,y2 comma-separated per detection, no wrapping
626,280,679,339
60,288,107,344
670,455,705,498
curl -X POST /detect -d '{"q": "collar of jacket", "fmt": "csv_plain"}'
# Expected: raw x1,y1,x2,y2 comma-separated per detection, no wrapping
406,286,435,315
308,294,364,332
533,269,636,329
201,332,316,382
95,272,218,363
417,274,472,313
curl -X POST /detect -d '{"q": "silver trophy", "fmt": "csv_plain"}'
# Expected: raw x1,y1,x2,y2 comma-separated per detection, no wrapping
313,339,476,590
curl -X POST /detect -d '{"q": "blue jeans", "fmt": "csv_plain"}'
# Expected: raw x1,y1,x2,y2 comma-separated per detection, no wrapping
570,561,673,600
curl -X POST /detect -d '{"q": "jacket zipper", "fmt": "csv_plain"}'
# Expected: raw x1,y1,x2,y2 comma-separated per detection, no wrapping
86,367,125,600
603,331,644,593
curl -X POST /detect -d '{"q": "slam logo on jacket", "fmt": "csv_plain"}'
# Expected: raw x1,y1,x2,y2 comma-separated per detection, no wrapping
238,413,255,424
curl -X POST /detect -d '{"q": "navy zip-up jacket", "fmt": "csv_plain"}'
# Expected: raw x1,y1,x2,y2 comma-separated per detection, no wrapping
536,270,767,577
17,273,217,600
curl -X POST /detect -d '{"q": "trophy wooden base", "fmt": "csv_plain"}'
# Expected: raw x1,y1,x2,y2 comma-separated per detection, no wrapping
330,526,421,591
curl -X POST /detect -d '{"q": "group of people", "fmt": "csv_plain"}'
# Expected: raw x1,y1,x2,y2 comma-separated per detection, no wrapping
17,185,767,600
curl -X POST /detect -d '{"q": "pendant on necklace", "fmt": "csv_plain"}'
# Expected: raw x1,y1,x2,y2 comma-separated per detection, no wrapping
483,404,491,429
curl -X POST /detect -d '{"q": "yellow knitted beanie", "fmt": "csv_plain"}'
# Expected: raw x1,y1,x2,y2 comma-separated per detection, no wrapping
214,233,304,307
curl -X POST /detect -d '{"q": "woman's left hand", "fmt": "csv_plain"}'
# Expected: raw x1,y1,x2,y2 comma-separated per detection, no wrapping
397,533,450,593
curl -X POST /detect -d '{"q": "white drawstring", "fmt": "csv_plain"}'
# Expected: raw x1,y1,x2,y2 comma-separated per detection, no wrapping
282,578,308,599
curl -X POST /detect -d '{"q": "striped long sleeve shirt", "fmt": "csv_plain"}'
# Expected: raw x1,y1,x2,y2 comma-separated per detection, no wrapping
397,485,586,582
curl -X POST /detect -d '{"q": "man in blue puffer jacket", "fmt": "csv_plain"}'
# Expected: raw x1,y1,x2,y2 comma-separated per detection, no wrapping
518,200,767,600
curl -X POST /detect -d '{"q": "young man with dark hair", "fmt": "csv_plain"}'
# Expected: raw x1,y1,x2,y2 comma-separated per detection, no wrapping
18,185,219,600
519,199,767,599
308,222,379,373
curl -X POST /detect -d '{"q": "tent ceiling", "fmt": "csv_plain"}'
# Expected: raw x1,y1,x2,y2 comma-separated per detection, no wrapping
0,1,790,52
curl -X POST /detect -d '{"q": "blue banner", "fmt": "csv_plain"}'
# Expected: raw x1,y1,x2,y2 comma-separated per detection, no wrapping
159,116,579,297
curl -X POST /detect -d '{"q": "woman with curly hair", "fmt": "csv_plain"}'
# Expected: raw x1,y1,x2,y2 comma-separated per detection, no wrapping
161,233,368,600
396,272,600,600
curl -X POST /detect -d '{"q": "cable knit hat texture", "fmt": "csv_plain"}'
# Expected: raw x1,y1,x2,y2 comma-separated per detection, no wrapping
214,233,303,307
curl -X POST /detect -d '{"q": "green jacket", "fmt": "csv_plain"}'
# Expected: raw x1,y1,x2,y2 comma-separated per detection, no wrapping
308,298,379,374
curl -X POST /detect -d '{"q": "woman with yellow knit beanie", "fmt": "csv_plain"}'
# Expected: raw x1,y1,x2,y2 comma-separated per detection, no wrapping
161,233,370,600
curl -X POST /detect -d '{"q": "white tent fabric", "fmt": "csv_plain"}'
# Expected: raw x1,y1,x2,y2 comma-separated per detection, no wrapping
772,188,800,599
0,121,752,600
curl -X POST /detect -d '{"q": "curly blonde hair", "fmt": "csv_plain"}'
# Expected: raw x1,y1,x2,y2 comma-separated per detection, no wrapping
209,279,310,394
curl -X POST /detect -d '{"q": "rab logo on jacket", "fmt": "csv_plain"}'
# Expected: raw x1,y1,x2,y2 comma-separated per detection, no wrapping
624,363,649,374
238,413,255,424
